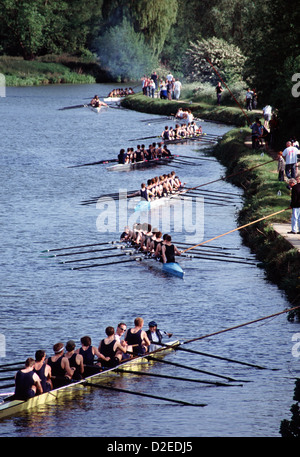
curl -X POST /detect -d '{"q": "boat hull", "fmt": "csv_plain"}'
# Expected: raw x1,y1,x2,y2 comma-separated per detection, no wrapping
107,157,173,172
134,191,180,212
0,341,179,420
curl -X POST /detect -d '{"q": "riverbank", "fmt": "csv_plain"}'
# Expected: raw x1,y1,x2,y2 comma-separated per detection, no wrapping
0,55,111,86
121,93,259,127
121,94,300,319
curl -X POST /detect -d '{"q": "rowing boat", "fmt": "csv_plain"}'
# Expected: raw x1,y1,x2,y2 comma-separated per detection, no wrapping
103,97,123,103
134,189,181,212
140,257,185,278
163,135,218,145
0,340,180,420
121,242,185,278
107,157,173,172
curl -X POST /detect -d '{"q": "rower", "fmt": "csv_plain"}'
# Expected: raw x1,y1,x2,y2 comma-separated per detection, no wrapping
161,235,181,264
146,321,173,352
34,350,52,392
77,336,109,376
140,182,153,202
64,340,84,380
91,95,100,107
118,148,127,164
14,358,43,400
140,223,153,252
120,226,131,241
98,326,128,367
47,342,75,388
149,230,163,256
162,126,170,141
124,317,151,355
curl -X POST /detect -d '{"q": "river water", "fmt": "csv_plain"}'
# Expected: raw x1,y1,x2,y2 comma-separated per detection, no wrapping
0,84,299,439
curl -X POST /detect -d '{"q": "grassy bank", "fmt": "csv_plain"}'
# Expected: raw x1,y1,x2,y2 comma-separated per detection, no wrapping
121,92,259,127
0,55,110,86
212,129,300,318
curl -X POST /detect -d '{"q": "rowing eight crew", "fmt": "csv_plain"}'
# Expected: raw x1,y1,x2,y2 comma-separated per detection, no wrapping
121,223,182,264
161,122,202,141
12,318,171,400
118,142,172,164
138,170,183,201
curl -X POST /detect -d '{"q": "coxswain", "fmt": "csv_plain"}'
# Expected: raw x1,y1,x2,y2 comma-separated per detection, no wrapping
47,342,75,388
76,336,109,377
64,340,84,380
14,358,43,400
124,317,151,355
161,235,181,264
98,326,128,367
146,321,173,352
34,350,52,392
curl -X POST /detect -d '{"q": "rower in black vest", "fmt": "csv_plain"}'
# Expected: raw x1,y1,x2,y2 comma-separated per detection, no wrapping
161,235,181,263
124,317,151,355
64,340,84,380
47,342,74,388
14,358,43,400
77,335,110,376
34,350,52,392
98,326,128,367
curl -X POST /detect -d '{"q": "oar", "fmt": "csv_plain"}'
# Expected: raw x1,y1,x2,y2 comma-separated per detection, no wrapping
172,346,272,370
116,368,242,386
174,241,239,251
0,376,15,382
83,382,207,407
128,135,160,141
60,252,132,264
70,257,141,270
0,384,15,390
183,305,300,344
0,361,25,369
147,355,245,382
181,208,290,253
182,253,256,266
67,158,118,168
41,241,114,253
58,104,90,111
45,246,123,258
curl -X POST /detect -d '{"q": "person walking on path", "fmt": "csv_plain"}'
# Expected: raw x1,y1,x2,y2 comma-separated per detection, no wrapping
289,178,300,234
282,141,298,179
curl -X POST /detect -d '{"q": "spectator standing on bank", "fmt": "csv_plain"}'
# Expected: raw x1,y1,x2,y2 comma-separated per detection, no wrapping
151,71,158,89
288,178,300,234
262,104,272,128
216,82,223,106
282,141,298,179
245,88,253,111
174,79,182,100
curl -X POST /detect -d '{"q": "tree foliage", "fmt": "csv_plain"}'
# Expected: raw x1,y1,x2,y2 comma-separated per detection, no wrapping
184,37,246,85
94,19,158,82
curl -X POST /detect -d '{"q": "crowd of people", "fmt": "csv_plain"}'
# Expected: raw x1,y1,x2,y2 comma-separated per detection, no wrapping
121,223,182,265
142,72,182,100
117,142,172,164
12,317,172,400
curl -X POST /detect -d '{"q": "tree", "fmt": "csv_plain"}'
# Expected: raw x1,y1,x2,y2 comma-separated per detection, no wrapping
184,37,246,85
94,19,158,81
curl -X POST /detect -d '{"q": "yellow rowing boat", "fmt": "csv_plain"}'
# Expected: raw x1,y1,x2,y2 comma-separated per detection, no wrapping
0,340,180,420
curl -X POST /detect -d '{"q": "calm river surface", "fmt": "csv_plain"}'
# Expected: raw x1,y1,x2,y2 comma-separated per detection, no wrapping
0,84,299,439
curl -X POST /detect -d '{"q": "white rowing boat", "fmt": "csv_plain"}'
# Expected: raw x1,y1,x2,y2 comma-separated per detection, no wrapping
103,97,123,103
107,157,173,172
134,190,182,212
0,341,180,420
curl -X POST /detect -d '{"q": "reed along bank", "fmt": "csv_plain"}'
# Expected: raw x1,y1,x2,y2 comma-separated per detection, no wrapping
121,94,300,320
